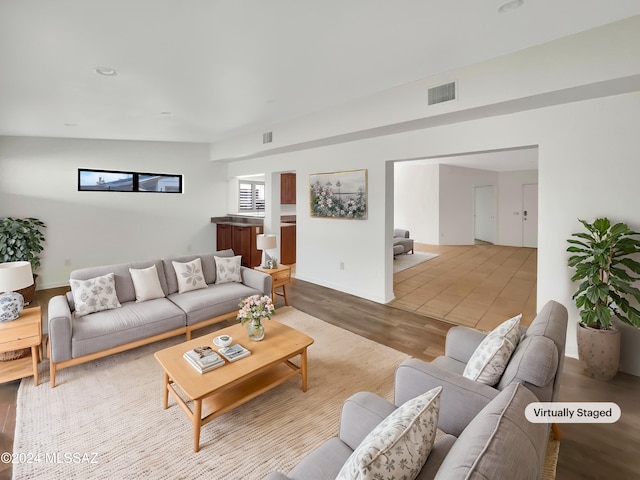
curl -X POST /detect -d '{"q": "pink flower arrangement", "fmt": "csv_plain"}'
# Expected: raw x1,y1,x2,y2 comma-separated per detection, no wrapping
237,295,275,326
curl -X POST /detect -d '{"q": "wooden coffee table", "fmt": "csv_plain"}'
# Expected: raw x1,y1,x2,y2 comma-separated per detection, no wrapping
154,320,314,452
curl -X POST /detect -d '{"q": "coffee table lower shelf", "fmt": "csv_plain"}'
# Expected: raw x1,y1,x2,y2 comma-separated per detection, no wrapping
163,360,304,452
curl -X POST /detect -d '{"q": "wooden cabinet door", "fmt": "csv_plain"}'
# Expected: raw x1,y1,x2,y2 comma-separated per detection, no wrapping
281,173,296,204
216,224,232,251
232,225,251,266
280,225,296,264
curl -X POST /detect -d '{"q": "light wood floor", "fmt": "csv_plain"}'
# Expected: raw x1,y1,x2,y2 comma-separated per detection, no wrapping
1,281,639,480
392,243,538,330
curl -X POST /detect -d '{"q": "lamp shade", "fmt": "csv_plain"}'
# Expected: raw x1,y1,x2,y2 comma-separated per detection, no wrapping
256,234,277,250
0,261,34,292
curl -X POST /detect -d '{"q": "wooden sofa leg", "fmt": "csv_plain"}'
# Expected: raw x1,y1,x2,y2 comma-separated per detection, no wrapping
50,360,56,388
552,423,561,440
185,329,192,341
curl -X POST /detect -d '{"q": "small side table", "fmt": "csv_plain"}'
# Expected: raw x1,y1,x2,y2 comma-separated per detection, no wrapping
254,264,292,306
0,306,42,386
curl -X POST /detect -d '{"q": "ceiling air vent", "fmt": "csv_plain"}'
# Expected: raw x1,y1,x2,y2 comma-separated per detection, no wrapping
262,131,273,144
428,81,456,106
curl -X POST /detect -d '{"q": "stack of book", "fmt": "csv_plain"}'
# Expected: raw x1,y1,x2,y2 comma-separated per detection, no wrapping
218,344,251,362
183,346,225,373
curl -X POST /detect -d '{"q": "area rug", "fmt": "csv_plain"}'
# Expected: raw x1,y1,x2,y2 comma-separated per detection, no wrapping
393,251,439,273
13,307,409,480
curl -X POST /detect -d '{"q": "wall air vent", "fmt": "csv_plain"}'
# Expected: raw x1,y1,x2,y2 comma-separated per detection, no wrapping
262,131,273,144
428,81,456,106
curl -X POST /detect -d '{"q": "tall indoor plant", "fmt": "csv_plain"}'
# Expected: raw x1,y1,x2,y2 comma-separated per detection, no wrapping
0,217,46,304
567,217,640,380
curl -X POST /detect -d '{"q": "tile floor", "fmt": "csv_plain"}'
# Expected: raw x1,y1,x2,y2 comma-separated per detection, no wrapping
391,243,538,330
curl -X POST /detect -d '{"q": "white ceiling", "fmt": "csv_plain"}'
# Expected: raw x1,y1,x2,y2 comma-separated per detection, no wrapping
1,1,639,144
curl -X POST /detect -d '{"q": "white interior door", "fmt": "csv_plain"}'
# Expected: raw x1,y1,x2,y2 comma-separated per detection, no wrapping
522,183,538,248
474,185,496,244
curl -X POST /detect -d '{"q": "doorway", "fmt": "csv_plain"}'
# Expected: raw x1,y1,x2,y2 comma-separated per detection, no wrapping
522,183,538,248
474,185,496,244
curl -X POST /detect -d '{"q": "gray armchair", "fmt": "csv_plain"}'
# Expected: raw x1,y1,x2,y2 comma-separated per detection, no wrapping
393,228,414,255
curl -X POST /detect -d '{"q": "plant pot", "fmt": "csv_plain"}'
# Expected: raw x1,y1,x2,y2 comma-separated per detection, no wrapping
16,274,37,305
576,322,620,381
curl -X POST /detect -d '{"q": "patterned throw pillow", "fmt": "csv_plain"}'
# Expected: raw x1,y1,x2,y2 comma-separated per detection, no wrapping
214,256,242,284
129,264,165,302
172,258,208,293
70,273,121,318
336,386,442,480
463,314,522,385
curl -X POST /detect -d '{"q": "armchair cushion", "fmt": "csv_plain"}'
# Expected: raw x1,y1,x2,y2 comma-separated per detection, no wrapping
336,386,442,480
462,314,522,385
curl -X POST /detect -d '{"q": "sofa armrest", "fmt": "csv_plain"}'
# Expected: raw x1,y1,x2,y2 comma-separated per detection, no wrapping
261,473,292,480
48,295,73,363
444,326,487,364
240,267,272,295
339,392,397,450
395,358,499,437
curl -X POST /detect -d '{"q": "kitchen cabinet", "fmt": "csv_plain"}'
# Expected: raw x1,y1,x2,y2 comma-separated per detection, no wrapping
280,224,296,265
216,223,262,267
281,173,296,204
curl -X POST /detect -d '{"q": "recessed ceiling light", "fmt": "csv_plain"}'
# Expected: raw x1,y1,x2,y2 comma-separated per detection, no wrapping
498,0,523,13
64,123,78,127
94,67,117,76
160,111,173,116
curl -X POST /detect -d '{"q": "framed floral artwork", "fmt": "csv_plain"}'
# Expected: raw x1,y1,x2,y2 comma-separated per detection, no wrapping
309,169,367,219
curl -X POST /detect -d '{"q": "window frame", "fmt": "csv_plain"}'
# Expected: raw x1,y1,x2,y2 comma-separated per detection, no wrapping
238,180,265,212
78,168,183,193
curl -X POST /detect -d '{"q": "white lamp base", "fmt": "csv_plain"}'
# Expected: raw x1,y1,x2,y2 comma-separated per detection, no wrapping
0,292,24,322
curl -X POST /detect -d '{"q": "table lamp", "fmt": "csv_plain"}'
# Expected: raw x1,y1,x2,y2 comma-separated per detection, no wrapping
0,261,34,322
256,234,278,268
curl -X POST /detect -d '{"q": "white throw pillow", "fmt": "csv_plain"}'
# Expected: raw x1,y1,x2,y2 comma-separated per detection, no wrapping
336,386,442,480
70,273,121,318
172,258,208,293
214,255,242,284
129,264,165,302
463,314,522,385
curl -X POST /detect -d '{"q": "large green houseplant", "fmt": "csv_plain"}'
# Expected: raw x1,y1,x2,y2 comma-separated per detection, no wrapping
0,217,46,303
567,217,640,380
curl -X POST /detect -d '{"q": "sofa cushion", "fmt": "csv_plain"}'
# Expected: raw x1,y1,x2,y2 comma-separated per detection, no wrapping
70,273,121,318
129,265,165,302
288,437,354,480
215,255,242,284
463,314,522,386
71,298,186,358
167,281,262,326
336,386,442,480
162,250,234,294
70,259,168,304
173,258,208,293
433,383,548,480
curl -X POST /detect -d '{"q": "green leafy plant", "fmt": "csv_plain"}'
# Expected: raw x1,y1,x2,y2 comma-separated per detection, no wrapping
567,218,640,328
0,217,47,272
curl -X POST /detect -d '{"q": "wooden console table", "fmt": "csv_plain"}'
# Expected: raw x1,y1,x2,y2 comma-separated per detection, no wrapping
0,306,42,386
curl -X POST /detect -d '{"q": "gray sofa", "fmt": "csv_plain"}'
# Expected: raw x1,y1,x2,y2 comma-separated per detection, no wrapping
263,382,548,480
262,300,567,479
47,250,271,387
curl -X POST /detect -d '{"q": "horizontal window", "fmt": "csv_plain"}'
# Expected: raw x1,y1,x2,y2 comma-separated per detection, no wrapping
78,169,183,193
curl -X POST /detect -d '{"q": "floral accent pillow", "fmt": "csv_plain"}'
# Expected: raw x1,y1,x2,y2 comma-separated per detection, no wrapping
336,386,442,480
172,258,208,293
463,314,522,385
129,264,165,302
70,273,121,318
214,256,242,284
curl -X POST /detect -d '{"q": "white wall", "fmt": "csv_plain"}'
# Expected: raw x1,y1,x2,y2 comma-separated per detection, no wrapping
0,136,227,288
393,162,439,244
439,165,497,245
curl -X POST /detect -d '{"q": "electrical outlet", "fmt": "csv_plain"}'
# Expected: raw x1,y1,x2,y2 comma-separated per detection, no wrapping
64,259,72,267
340,262,345,270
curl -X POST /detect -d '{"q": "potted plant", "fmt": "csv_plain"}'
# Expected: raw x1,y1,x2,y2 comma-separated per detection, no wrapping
567,217,640,380
0,217,46,304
